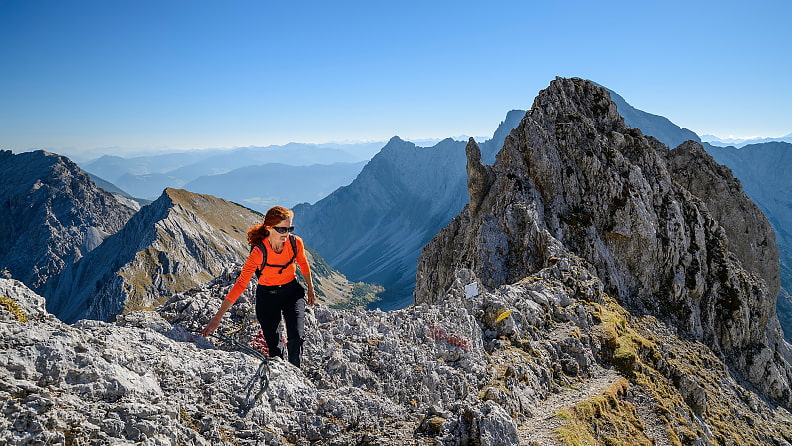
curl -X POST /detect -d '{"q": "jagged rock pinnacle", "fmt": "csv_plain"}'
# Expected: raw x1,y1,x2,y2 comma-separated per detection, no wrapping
465,137,494,216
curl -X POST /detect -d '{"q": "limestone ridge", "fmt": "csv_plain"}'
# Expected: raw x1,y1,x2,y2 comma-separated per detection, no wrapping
609,83,792,343
416,77,792,407
703,141,792,339
46,188,261,323
0,150,136,292
665,141,779,295
606,87,792,343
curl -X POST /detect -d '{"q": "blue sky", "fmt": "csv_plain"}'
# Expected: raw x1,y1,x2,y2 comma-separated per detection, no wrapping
1,0,790,157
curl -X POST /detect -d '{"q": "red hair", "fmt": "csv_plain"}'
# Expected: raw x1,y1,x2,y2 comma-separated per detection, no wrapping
247,206,294,246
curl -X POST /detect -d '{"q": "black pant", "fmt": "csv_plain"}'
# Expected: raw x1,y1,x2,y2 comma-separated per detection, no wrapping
255,280,306,367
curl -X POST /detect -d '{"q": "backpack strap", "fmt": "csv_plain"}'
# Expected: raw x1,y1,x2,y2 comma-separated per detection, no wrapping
252,234,298,277
252,243,267,279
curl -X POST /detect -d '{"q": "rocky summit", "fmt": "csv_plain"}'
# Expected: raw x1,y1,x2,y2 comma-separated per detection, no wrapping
2,77,792,445
0,150,136,293
45,187,265,323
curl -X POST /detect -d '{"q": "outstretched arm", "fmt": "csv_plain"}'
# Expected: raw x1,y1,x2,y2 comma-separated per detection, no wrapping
202,248,262,336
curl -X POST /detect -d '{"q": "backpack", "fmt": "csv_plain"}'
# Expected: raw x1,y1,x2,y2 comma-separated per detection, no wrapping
252,234,298,278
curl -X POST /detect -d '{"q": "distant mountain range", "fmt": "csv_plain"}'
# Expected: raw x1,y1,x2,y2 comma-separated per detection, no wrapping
183,161,367,212
79,141,385,208
701,133,792,148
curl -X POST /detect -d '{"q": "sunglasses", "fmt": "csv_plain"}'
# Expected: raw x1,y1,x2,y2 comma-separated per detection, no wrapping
272,226,295,234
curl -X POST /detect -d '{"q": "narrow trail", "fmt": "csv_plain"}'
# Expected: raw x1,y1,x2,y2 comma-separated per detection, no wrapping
517,367,622,445
631,389,675,446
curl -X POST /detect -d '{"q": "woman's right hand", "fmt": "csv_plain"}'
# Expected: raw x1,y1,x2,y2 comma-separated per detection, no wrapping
201,316,221,337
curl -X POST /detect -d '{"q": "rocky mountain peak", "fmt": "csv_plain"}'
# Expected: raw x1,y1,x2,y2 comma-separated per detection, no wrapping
45,187,262,323
526,77,625,134
292,110,524,309
0,150,135,292
162,186,264,234
381,135,411,150
416,76,792,408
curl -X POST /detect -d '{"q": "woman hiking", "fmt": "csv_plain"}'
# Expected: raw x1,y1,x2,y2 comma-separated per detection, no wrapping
201,206,315,367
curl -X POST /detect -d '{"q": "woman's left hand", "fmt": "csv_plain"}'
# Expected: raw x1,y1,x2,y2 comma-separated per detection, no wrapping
306,289,316,306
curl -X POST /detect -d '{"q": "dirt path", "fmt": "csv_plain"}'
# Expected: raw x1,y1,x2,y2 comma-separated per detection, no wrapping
517,367,622,445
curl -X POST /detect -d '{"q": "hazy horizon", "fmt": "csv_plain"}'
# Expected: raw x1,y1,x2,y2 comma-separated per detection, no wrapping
11,126,792,164
10,134,498,163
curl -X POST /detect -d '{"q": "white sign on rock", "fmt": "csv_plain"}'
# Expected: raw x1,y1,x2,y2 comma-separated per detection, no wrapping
464,282,479,299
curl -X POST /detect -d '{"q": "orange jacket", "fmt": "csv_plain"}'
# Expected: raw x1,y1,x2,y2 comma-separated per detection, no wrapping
224,235,311,303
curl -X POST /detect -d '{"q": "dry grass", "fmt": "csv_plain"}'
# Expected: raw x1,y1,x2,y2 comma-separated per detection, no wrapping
0,295,28,322
556,378,653,446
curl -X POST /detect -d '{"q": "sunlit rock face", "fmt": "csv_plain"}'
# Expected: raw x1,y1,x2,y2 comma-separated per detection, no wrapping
416,77,792,407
